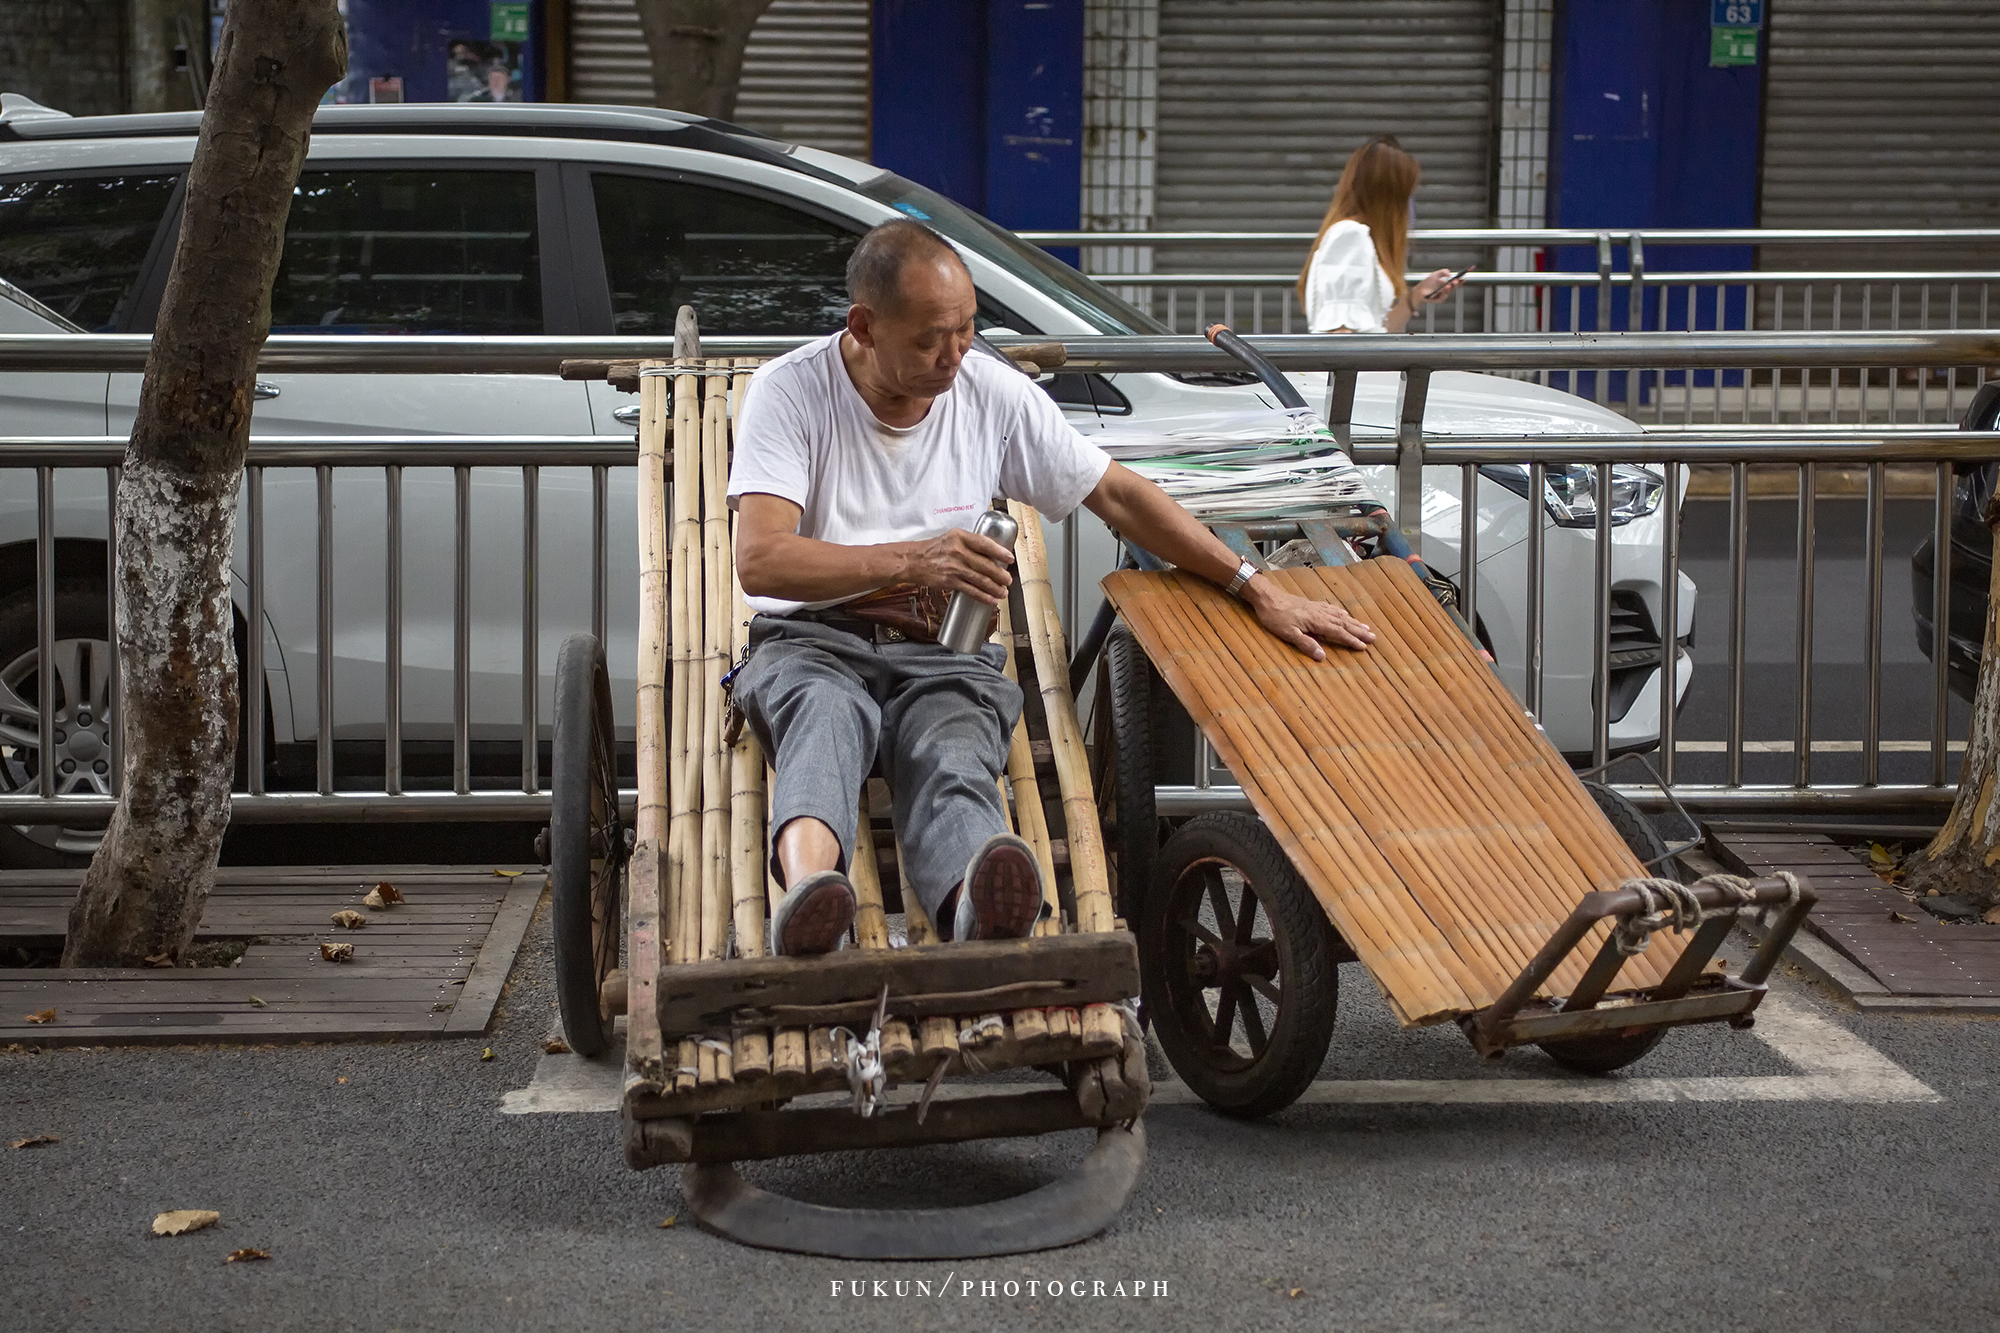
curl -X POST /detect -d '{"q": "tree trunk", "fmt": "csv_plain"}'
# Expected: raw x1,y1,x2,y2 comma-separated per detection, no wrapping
635,0,776,119
61,2,346,966
1907,493,2000,909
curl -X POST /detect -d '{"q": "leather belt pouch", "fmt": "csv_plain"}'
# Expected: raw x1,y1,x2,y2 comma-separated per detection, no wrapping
841,582,953,644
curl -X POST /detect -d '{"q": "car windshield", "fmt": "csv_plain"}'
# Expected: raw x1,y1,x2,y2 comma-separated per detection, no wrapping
856,172,1169,336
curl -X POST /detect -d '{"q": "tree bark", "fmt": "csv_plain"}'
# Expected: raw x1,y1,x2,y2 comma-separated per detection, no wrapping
1907,491,2000,909
62,2,346,966
635,0,777,119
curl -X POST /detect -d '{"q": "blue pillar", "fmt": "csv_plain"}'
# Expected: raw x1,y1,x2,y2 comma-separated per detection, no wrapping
984,0,1083,252
871,1,1082,248
871,0,990,212
1550,0,1763,351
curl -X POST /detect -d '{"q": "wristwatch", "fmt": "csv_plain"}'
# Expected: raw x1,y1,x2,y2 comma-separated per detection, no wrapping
1224,559,1257,599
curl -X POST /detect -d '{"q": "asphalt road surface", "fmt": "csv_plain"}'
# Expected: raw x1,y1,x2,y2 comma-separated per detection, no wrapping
1673,493,1971,790
5,897,1996,1333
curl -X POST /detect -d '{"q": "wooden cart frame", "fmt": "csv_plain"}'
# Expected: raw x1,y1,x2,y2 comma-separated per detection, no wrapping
546,336,1149,1258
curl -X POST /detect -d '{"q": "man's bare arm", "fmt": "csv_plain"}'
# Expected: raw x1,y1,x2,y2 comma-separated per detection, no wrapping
1080,462,1375,659
735,492,1018,605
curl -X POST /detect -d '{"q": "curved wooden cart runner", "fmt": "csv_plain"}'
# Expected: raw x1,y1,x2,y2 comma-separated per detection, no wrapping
568,350,1147,1259
1099,542,1816,1097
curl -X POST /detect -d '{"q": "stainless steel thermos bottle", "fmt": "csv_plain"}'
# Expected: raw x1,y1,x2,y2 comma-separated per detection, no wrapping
938,509,1019,653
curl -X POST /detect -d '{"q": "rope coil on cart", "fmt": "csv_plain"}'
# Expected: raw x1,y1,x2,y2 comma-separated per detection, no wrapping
1610,871,1804,956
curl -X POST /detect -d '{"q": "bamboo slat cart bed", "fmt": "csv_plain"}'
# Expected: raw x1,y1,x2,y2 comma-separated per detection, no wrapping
547,341,1147,1259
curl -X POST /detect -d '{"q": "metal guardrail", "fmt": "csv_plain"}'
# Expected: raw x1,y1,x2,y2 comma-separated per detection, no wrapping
1019,228,2000,427
2,330,1997,835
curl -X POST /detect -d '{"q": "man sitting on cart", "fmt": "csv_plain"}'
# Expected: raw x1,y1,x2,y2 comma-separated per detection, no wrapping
730,219,1376,956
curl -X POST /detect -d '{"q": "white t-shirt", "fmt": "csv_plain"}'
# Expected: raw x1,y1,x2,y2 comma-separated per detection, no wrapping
726,332,1112,615
1302,218,1396,334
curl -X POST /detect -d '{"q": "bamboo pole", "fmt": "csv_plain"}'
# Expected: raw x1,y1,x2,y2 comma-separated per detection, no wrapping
1009,504,1123,1048
1009,503,1112,933
699,368,732,961
635,366,672,846
850,794,890,950
728,522,768,961
847,794,918,1063
994,598,1060,932
668,357,703,967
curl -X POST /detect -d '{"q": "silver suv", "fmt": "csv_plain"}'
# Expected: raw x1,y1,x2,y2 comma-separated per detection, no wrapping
0,100,1691,863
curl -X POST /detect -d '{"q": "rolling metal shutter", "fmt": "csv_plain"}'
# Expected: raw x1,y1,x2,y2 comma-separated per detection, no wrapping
567,0,870,158
1154,0,1498,276
1760,0,2000,266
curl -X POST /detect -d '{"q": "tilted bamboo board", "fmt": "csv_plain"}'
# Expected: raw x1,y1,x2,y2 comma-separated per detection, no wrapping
1103,559,1685,1026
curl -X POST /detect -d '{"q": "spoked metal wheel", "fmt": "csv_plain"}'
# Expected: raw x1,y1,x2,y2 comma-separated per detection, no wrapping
549,632,626,1057
1141,812,1339,1118
0,581,117,866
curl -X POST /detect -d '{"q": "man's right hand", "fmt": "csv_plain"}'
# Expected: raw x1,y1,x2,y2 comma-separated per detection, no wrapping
905,527,1015,605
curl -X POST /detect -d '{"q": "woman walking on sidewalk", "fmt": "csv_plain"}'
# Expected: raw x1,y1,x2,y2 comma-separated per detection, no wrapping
1297,136,1464,334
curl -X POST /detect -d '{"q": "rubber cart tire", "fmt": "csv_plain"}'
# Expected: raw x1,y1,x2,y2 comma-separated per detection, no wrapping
1142,812,1338,1118
1103,625,1163,926
1537,781,1671,1075
550,632,625,1057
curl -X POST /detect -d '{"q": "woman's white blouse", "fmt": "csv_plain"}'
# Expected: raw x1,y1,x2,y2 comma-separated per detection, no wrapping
1302,218,1395,333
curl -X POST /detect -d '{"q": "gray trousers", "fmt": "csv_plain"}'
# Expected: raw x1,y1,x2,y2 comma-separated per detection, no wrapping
733,615,1023,925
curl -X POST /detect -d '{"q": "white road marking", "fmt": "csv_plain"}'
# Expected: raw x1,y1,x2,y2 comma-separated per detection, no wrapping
499,992,1937,1115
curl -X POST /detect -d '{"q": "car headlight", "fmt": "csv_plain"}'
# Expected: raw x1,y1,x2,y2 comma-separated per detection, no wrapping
1478,463,1664,528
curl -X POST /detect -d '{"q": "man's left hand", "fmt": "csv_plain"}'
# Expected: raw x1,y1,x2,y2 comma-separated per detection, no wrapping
1249,584,1375,660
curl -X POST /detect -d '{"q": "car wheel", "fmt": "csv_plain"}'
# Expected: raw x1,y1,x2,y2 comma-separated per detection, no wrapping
0,580,118,867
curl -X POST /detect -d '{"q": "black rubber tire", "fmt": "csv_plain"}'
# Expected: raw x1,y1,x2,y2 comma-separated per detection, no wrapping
550,632,625,1057
1537,780,1672,1075
1103,625,1163,926
1142,812,1339,1118
1582,780,1673,874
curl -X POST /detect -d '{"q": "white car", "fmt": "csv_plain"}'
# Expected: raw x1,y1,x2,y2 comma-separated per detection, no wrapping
0,99,1691,864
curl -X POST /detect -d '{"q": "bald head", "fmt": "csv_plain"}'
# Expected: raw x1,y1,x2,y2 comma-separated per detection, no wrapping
846,219,969,315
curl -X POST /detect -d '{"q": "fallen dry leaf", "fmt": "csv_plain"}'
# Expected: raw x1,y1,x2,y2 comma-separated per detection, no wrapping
336,1076,347,1084
1869,842,1899,867
1288,1288,1304,1299
144,952,174,969
543,1039,571,1055
319,941,354,963
24,1009,54,1025
152,1209,220,1237
9,1134,57,1149
1984,906,2000,925
362,881,404,910
493,868,526,878
330,909,367,929
480,1047,494,1061
246,996,267,1009
657,1214,676,1229
1890,910,1917,924
224,1248,270,1263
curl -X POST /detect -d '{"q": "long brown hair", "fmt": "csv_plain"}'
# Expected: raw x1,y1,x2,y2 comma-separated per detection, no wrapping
1296,136,1422,306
